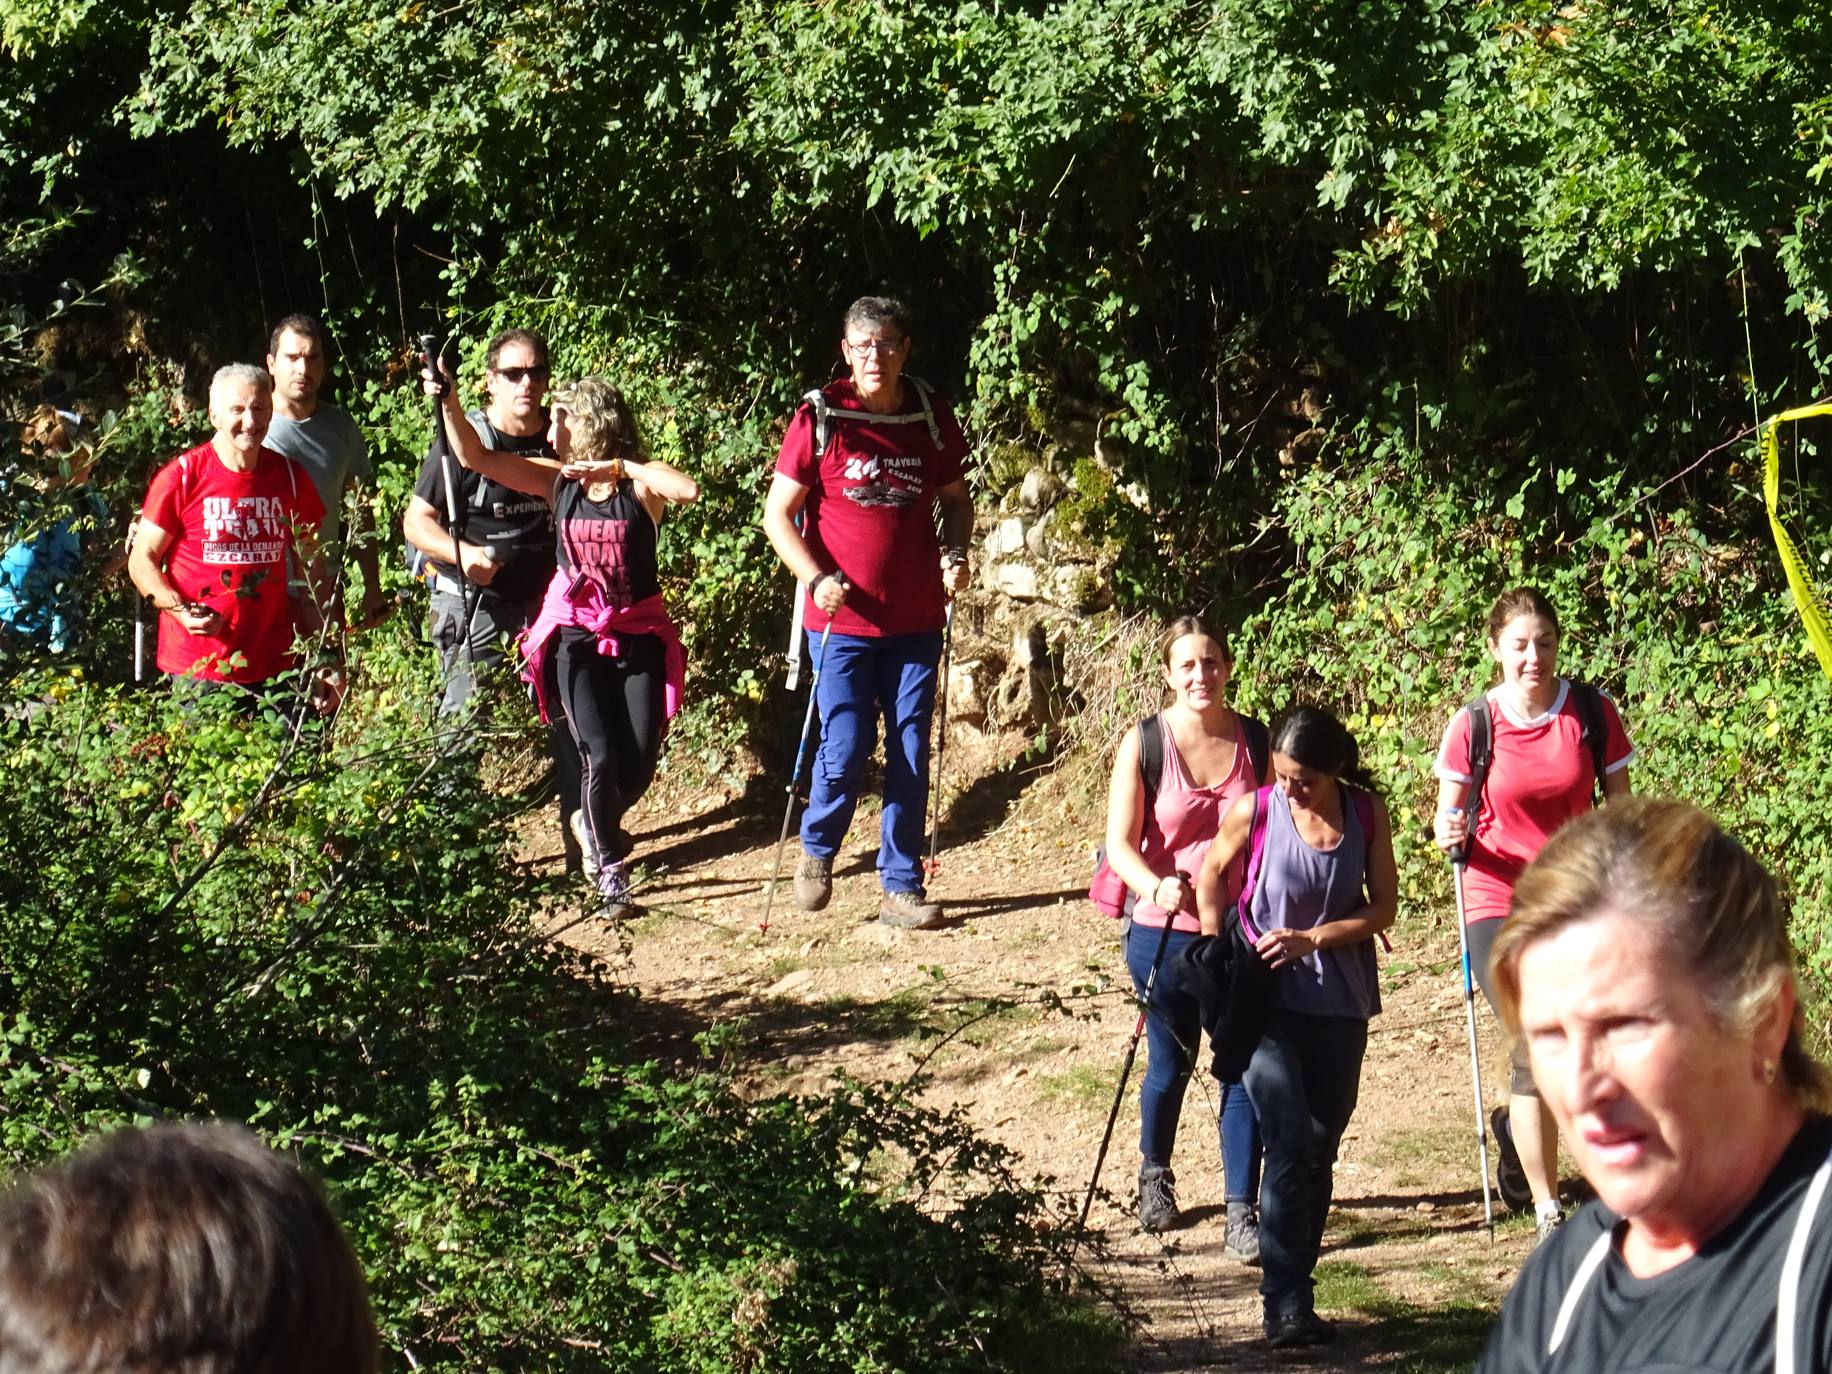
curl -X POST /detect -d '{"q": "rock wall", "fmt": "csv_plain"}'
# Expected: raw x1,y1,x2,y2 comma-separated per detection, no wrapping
949,463,1107,736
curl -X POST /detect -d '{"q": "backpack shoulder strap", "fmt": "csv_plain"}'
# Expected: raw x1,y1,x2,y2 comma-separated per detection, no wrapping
903,373,943,450
1137,714,1165,804
1350,785,1374,845
1238,785,1274,934
1463,697,1494,811
1238,714,1269,784
802,389,831,462
1345,782,1393,951
1567,681,1610,804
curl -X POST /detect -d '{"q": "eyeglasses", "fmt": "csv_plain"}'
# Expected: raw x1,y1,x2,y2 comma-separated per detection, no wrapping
845,338,904,357
494,365,550,383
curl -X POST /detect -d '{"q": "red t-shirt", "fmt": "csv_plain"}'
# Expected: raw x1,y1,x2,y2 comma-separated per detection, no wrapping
773,378,968,637
141,443,325,684
1434,680,1634,923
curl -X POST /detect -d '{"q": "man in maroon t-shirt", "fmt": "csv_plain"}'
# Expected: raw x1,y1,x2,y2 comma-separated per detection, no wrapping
129,364,329,701
763,296,974,930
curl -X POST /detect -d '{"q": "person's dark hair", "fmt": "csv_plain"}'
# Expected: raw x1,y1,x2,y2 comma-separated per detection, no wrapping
553,376,642,463
267,312,327,358
1271,706,1377,793
842,296,913,339
1157,614,1231,666
1485,587,1560,646
0,1122,379,1374
1495,798,1832,1112
486,327,550,372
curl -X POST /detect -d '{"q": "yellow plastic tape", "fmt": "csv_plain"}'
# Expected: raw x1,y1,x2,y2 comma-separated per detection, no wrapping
1762,403,1832,680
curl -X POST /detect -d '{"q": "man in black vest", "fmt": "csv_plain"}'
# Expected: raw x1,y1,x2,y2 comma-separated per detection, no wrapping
403,327,585,868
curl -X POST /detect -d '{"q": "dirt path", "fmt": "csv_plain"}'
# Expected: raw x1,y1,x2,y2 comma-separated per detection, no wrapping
545,769,1540,1371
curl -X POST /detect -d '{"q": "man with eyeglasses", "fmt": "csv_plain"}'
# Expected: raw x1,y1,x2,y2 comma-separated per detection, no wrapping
403,327,584,864
763,295,974,931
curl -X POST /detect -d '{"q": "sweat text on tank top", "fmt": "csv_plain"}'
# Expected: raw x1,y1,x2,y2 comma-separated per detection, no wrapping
1257,787,1381,1020
555,475,659,611
1132,711,1257,933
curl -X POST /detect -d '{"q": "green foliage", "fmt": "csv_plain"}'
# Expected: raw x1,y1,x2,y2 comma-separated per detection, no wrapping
1234,414,1832,1022
0,644,1121,1372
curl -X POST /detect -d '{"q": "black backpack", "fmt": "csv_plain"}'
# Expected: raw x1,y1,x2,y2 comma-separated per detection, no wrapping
1088,712,1271,919
1462,681,1611,812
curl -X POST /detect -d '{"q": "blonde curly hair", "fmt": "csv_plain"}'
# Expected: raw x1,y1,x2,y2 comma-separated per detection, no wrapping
552,376,642,464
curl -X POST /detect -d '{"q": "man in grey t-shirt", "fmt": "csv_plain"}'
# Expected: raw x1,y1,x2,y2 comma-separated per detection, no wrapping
265,313,389,629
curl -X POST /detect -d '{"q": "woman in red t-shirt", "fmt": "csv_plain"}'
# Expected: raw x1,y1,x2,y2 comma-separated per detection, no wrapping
1103,615,1268,1255
1433,587,1633,1241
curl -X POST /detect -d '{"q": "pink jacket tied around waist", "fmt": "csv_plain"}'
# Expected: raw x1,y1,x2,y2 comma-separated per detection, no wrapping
518,574,686,727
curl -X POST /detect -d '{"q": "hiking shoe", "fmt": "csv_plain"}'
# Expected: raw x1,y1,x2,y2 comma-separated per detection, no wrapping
1535,1207,1564,1245
879,888,944,930
793,853,832,912
569,810,600,883
1224,1201,1261,1266
597,862,640,921
1492,1106,1532,1213
1264,1310,1337,1348
1137,1164,1180,1234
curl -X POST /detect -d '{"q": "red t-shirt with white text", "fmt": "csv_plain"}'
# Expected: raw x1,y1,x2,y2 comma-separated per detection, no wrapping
774,379,968,637
141,443,324,684
1434,680,1634,923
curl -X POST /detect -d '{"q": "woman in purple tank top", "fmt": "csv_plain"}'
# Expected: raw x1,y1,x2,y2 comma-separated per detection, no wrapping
1199,707,1397,1349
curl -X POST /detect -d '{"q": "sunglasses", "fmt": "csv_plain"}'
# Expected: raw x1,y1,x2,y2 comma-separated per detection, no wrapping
494,365,550,383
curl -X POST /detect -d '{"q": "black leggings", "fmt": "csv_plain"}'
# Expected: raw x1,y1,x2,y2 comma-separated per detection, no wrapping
554,628,665,869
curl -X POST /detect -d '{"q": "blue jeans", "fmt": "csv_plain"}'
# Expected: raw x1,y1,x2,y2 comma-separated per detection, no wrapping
801,630,942,893
1125,923,1261,1201
1243,1009,1368,1319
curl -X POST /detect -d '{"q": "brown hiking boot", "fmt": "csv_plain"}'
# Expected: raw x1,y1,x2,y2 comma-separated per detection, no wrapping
879,889,943,930
793,854,832,912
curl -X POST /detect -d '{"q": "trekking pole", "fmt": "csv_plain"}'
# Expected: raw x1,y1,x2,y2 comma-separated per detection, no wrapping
922,592,958,880
1074,878,1186,1243
1450,825,1496,1238
759,619,834,935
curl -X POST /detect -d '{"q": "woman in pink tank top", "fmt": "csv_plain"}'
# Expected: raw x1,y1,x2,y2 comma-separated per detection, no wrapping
1103,615,1268,1254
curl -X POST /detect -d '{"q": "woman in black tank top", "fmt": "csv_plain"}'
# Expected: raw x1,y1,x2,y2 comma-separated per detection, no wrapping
435,373,699,917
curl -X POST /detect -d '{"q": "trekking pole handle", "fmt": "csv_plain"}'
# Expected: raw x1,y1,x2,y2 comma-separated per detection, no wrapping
1441,805,1469,868
418,334,447,391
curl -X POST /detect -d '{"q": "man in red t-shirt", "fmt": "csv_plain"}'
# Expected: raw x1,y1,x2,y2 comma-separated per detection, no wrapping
763,296,974,930
129,364,328,696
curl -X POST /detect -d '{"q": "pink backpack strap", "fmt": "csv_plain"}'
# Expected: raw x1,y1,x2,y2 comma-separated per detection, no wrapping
1235,784,1275,940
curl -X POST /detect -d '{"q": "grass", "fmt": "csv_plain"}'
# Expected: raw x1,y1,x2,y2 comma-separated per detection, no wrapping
1036,1063,1114,1112
1381,1125,1473,1187
1314,1259,1497,1373
814,988,935,1041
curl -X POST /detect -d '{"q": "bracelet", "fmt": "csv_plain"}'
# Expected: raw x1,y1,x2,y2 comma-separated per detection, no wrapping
810,572,832,597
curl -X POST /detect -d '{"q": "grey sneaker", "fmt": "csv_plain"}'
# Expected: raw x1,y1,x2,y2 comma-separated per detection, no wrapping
793,854,832,912
1535,1208,1564,1245
569,810,599,883
1137,1164,1180,1234
879,888,943,930
1224,1201,1261,1265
